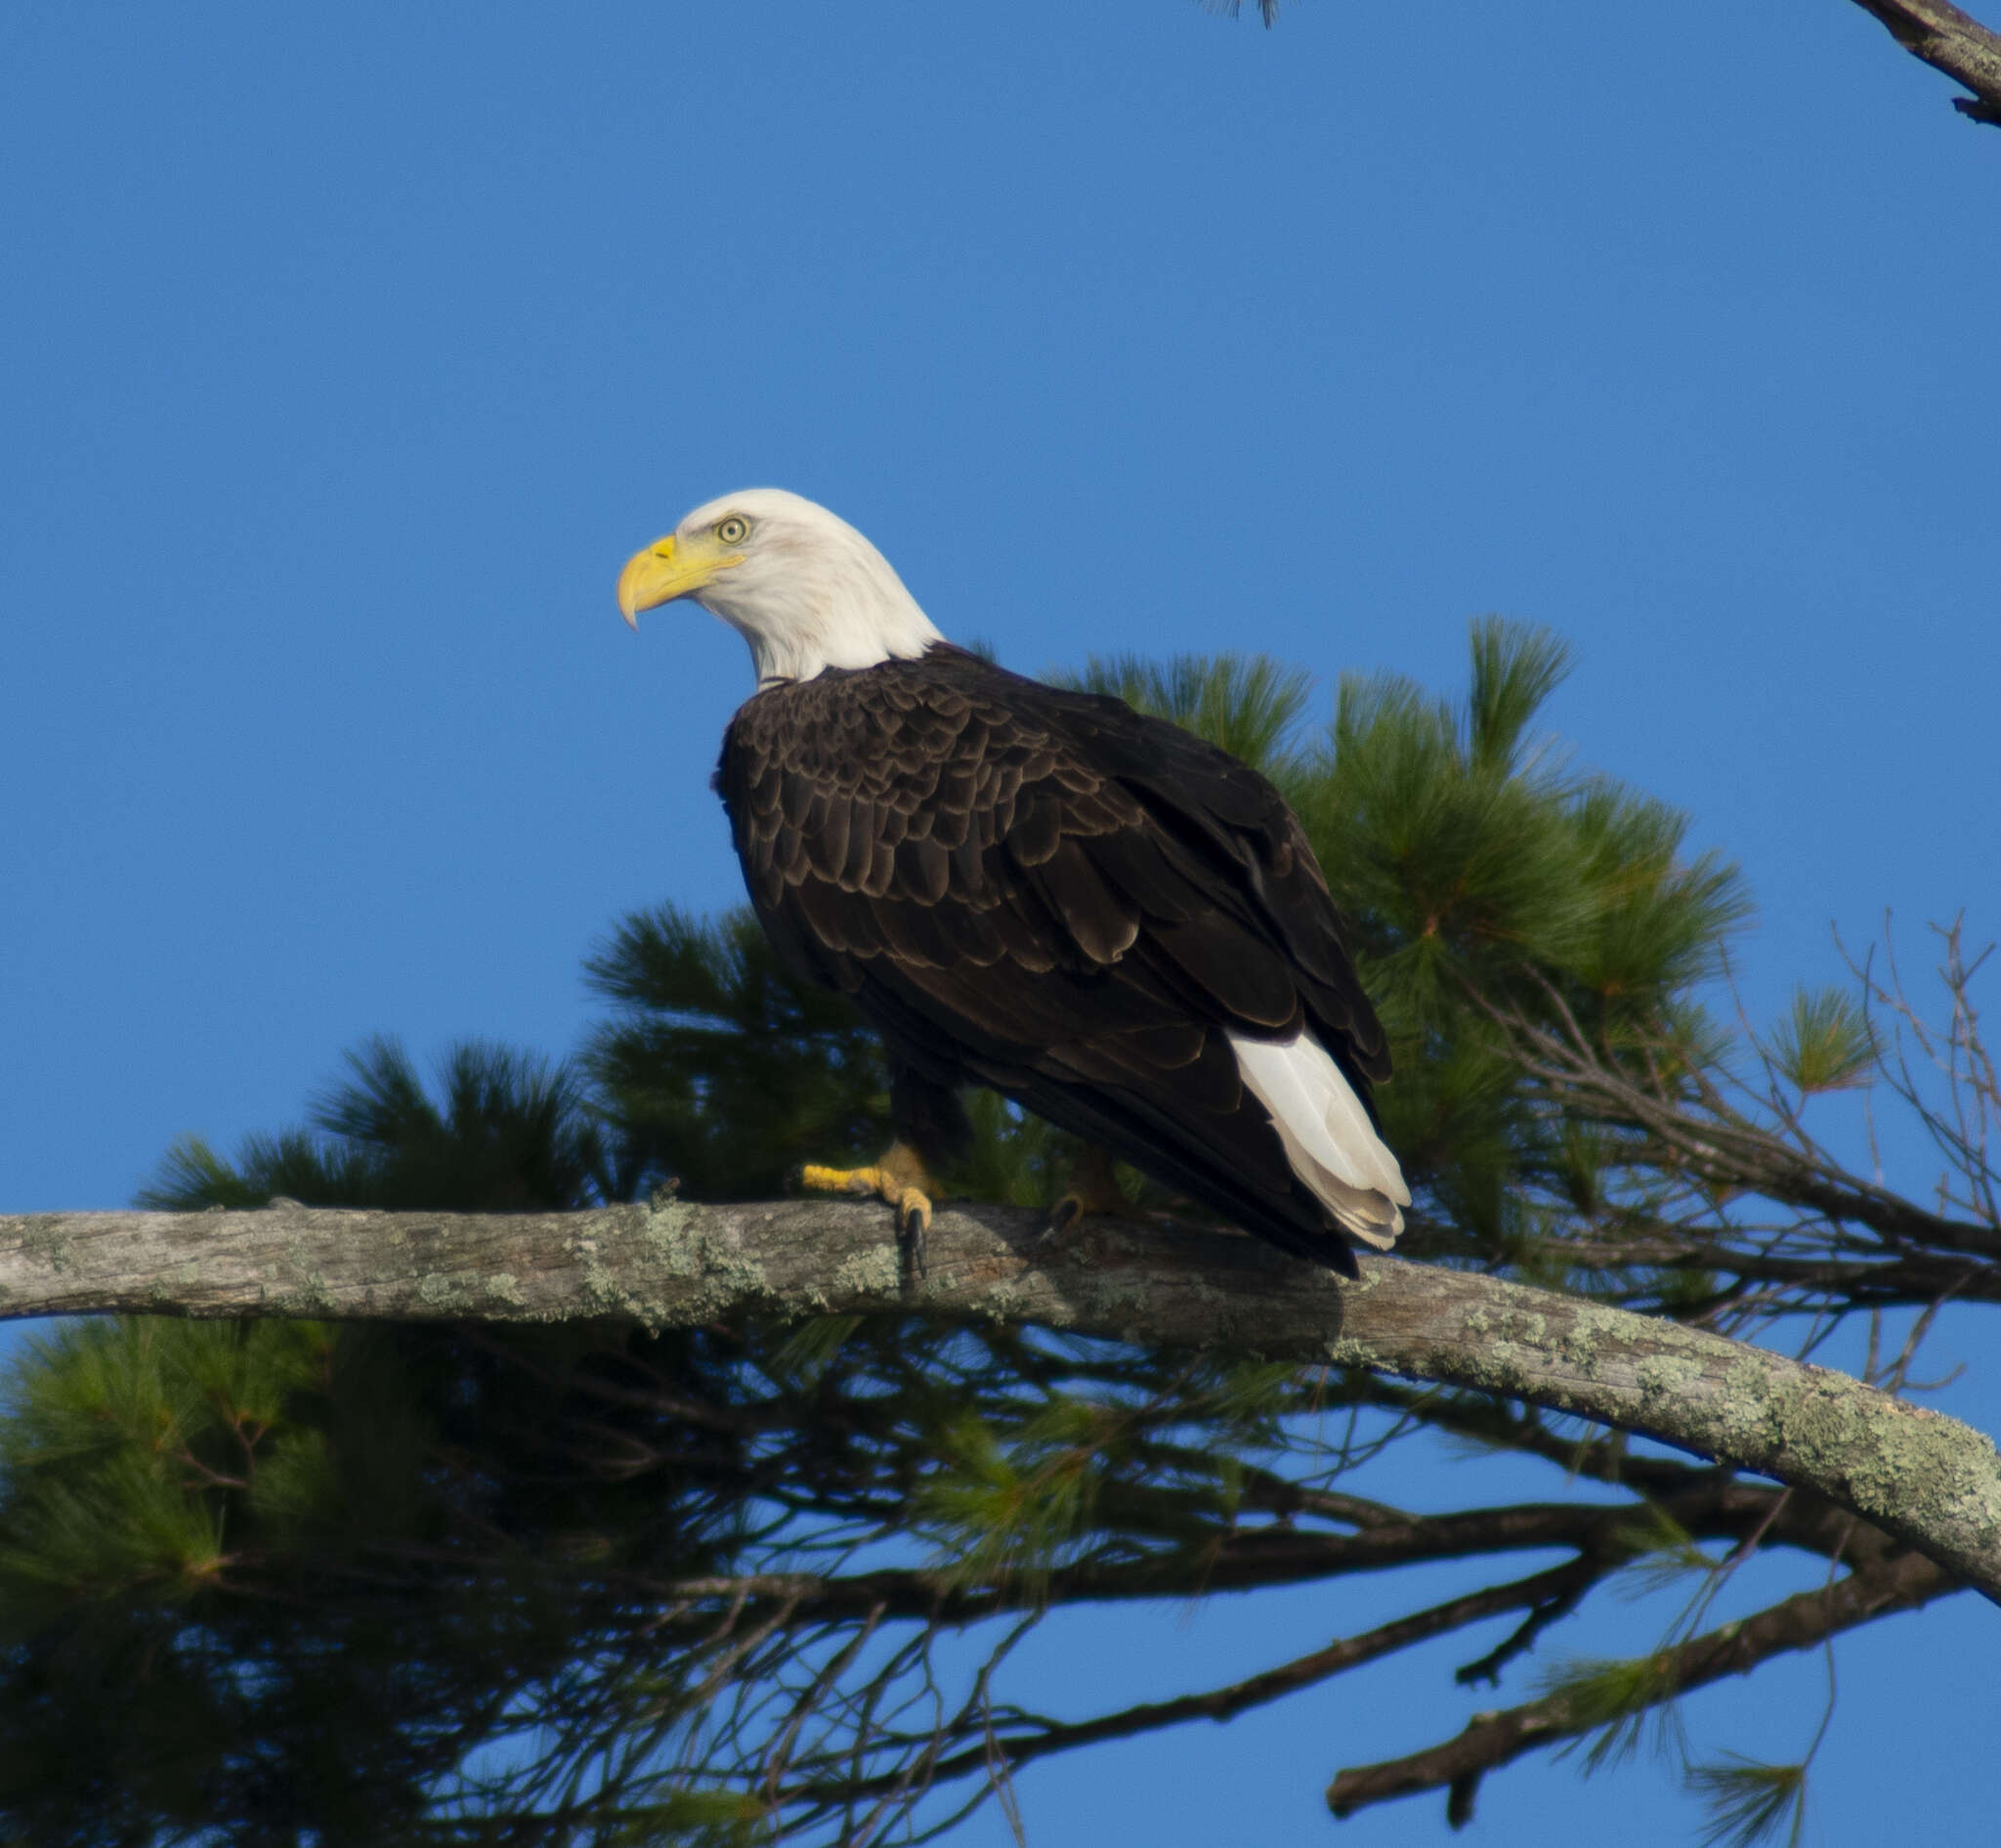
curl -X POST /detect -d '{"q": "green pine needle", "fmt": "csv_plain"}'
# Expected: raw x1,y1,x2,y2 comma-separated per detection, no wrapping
1609,1505,1719,1599
768,1314,865,1385
1056,651,1316,778
1538,1651,1683,1773
1466,618,1573,778
915,1408,1102,1596
1771,986,1876,1096
1686,1754,1809,1848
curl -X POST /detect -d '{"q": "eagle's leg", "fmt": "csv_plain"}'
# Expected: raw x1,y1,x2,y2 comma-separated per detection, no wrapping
1044,1144,1137,1240
799,1140,939,1246
798,1058,969,1276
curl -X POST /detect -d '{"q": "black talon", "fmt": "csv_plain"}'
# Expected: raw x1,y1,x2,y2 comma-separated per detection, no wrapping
897,1203,928,1282
1043,1196,1084,1242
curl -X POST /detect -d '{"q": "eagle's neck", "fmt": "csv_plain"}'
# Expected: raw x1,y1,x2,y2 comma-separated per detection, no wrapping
701,532,946,687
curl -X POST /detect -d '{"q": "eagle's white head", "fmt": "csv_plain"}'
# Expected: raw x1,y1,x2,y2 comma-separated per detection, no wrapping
617,488,946,687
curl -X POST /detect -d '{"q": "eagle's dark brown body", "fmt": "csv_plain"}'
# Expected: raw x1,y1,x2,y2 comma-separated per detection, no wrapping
716,645,1392,1273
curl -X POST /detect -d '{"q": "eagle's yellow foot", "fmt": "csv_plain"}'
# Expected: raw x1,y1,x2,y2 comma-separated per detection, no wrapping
800,1141,938,1272
1044,1145,1135,1242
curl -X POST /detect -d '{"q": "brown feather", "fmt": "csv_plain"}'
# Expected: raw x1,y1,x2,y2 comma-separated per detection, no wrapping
1037,839,1139,966
714,645,1394,1275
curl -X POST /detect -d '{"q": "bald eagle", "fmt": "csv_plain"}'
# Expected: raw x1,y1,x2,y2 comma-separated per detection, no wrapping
617,490,1408,1276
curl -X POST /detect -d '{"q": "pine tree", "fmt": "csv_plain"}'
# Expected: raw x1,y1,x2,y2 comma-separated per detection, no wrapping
0,624,1988,1844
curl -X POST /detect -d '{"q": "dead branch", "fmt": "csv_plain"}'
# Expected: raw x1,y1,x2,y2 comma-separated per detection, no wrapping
1845,0,2001,125
1505,1013,2001,1267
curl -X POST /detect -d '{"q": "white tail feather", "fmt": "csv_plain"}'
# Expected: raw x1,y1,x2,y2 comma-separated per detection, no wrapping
1229,1031,1411,1250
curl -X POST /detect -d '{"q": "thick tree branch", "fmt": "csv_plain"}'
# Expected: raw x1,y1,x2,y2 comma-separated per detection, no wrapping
2,1198,1997,1601
1846,0,2001,124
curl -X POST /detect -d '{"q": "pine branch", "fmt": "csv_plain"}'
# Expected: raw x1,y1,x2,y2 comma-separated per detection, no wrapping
783,1555,1599,1813
3,1198,1997,1601
618,1476,1858,1637
1325,1537,1952,1825
780,1509,1961,1823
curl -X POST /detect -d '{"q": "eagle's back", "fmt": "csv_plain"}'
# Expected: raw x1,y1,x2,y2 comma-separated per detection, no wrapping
717,645,1399,1268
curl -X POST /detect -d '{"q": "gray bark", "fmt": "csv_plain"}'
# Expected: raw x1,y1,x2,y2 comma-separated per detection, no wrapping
1845,0,2001,125
4,1196,1996,1601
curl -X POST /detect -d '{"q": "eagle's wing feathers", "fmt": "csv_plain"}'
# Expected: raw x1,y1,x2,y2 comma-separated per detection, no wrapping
721,649,1404,1268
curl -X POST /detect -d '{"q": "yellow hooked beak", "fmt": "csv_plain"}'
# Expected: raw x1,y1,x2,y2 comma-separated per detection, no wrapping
616,532,745,628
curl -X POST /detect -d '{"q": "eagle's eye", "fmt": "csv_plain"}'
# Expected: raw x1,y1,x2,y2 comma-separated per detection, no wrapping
715,515,750,545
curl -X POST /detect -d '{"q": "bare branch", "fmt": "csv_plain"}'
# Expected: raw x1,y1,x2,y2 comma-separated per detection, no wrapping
1845,0,2001,125
1505,1009,2001,1266
3,1198,1997,1601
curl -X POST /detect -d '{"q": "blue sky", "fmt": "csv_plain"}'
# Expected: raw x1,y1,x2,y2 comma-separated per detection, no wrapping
3,3,1998,1841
